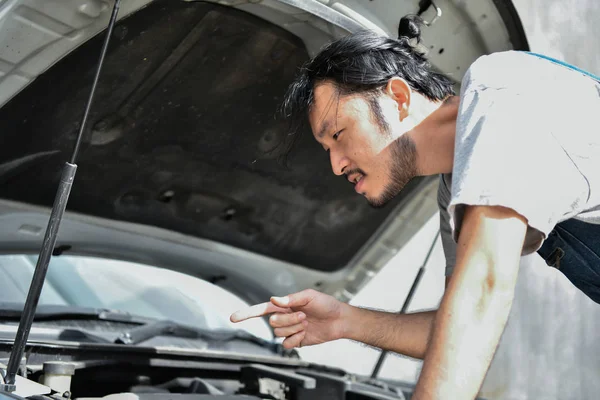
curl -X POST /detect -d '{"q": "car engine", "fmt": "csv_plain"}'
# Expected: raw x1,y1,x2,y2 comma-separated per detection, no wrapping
0,342,411,400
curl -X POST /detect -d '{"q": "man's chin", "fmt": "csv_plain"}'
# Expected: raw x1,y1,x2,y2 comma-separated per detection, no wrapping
364,184,406,209
365,194,392,209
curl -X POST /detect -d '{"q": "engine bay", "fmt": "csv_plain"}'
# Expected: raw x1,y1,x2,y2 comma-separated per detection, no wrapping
0,342,411,400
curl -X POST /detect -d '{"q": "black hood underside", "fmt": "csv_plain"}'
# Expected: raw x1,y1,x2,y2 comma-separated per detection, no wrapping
0,0,421,272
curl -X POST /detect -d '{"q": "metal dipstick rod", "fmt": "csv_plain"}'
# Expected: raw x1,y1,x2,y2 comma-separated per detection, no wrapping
2,0,122,390
370,229,440,379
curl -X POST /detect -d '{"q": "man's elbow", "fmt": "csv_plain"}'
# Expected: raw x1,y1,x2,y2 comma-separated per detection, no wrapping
475,259,518,316
450,205,527,322
446,258,518,305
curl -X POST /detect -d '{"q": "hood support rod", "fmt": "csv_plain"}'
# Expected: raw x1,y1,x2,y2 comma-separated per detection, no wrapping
1,0,122,390
370,229,440,379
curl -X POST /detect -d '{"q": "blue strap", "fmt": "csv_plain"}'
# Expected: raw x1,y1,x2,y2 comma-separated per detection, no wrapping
523,51,600,82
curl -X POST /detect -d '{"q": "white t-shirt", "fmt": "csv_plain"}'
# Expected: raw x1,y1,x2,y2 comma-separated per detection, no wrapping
438,51,600,276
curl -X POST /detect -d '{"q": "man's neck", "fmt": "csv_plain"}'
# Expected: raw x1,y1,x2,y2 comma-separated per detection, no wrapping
409,95,459,176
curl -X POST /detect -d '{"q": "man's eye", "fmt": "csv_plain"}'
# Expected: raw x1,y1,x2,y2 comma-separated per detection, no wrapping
333,130,342,140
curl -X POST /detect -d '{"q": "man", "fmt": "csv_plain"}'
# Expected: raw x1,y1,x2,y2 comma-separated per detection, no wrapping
230,15,600,400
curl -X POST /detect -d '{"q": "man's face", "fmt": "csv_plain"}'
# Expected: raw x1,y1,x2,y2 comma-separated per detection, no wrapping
309,81,417,208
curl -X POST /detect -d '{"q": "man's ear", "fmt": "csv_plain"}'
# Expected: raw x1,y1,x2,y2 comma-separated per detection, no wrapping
385,77,411,120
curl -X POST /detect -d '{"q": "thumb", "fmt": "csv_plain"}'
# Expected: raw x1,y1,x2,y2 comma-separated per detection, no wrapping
271,289,314,308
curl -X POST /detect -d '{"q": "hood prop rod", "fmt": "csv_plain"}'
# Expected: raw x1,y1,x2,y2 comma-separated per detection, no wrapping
370,229,440,379
1,0,122,391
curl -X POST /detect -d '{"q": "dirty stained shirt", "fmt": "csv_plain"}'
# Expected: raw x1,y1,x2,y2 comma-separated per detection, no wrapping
438,50,600,276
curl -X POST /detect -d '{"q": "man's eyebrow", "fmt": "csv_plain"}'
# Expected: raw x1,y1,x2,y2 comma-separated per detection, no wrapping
317,120,330,139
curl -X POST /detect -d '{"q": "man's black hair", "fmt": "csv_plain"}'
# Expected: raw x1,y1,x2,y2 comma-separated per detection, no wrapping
281,15,455,143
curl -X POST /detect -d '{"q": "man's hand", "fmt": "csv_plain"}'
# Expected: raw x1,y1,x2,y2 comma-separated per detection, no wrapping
233,288,442,358
230,289,347,349
412,205,527,400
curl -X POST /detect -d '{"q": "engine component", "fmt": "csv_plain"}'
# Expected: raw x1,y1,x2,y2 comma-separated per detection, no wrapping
40,362,76,395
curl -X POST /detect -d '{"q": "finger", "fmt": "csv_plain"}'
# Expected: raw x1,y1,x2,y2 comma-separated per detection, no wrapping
274,321,308,338
271,289,315,308
269,312,306,328
282,330,306,349
230,302,290,323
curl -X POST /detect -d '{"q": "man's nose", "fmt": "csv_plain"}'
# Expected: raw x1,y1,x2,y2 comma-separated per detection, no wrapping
329,149,349,176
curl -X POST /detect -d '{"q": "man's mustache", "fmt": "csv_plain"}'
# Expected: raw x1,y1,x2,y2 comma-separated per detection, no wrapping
343,168,366,178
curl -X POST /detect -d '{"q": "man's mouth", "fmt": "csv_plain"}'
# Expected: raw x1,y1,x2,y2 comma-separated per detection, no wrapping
354,175,365,193
349,173,364,185
344,169,367,194
346,172,366,193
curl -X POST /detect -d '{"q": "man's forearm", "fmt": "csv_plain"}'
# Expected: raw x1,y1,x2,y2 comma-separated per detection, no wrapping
340,305,436,359
411,205,526,400
413,272,515,399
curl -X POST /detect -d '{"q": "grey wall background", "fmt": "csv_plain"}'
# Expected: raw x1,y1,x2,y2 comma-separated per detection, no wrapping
513,0,600,75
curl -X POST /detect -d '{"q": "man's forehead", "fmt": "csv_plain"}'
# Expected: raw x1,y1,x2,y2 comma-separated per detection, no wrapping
310,82,338,139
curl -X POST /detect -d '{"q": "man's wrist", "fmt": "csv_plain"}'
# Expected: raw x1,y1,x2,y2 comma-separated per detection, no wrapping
336,302,359,341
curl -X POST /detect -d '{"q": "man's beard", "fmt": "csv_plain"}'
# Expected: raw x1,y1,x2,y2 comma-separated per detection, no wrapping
367,134,418,208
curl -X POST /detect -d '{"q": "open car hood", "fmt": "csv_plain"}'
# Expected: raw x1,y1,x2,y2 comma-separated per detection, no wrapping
0,0,528,305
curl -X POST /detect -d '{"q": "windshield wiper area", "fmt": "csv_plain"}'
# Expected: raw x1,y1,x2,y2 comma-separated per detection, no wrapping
0,304,295,356
0,303,152,324
114,319,297,357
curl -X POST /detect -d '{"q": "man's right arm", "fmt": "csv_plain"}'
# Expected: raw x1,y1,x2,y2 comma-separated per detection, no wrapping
340,275,451,359
230,278,452,360
341,306,437,360
231,178,456,357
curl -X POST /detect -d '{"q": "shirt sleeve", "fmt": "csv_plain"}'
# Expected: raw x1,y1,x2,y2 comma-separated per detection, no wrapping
448,56,590,254
437,174,457,276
